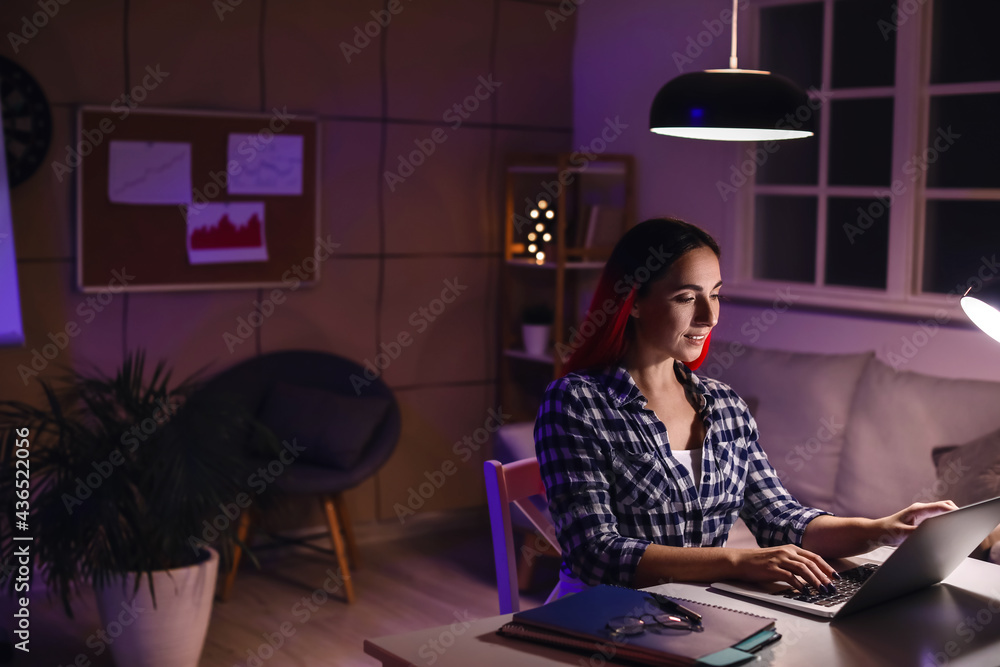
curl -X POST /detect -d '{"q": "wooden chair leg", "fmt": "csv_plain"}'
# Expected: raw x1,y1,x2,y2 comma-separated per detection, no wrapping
332,493,360,569
218,510,253,602
322,495,356,603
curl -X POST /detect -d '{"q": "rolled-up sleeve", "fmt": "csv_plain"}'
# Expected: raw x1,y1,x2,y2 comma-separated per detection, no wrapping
534,379,650,586
738,413,831,547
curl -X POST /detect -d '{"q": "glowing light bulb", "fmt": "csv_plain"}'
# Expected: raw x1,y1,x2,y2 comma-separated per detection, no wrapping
535,223,544,232
530,210,539,219
528,232,536,241
538,200,548,210
528,244,537,253
542,233,552,242
545,210,554,219
536,251,545,262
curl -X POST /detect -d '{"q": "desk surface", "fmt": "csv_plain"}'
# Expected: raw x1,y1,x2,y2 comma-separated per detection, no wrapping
364,548,1000,667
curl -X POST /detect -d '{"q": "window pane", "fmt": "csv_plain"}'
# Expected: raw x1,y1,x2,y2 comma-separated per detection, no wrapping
832,0,896,89
754,195,817,283
755,110,821,185
926,93,1000,189
931,0,1000,84
828,98,894,186
825,197,889,289
760,2,823,90
922,200,1000,294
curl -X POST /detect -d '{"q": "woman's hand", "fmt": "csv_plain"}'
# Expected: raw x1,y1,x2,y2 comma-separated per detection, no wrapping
872,500,958,547
729,544,838,592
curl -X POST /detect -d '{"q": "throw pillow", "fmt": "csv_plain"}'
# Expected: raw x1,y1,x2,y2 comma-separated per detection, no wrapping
933,427,1000,559
258,382,391,470
833,358,1000,519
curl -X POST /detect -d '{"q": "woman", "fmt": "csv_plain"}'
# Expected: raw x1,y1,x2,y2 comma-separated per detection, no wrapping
534,218,955,594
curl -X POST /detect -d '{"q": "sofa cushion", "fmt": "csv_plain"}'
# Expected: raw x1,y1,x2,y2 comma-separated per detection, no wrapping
933,427,1000,562
259,382,390,470
834,359,1000,519
709,342,873,512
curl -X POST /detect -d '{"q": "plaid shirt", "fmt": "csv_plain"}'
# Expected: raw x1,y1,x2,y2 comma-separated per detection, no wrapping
534,361,829,587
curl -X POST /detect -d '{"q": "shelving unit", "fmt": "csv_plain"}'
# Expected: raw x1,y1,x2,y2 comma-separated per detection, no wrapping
498,153,635,422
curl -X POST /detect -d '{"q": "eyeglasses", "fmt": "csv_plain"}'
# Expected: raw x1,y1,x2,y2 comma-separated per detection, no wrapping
604,594,704,638
606,612,698,637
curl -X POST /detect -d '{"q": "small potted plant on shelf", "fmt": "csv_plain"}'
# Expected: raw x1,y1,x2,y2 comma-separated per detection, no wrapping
522,304,554,358
0,352,281,667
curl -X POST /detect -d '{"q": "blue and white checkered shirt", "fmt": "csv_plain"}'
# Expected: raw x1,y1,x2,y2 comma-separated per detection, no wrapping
534,361,829,587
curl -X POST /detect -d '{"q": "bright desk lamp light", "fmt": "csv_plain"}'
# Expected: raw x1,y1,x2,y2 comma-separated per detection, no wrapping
961,279,1000,345
649,0,815,141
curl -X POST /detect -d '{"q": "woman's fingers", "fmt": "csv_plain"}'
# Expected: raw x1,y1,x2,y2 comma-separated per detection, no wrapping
736,545,837,591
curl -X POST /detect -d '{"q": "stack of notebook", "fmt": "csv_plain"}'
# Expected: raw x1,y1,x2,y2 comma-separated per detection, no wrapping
498,585,779,666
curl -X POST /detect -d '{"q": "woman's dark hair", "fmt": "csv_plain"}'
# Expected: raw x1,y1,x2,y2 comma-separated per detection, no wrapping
561,217,720,376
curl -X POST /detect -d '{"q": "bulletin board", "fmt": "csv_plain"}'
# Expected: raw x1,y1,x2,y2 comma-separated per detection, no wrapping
76,106,319,292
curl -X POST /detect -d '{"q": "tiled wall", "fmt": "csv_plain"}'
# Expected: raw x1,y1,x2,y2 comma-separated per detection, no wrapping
1,0,574,523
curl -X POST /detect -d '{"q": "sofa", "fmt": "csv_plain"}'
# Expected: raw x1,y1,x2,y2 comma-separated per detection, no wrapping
494,341,1000,569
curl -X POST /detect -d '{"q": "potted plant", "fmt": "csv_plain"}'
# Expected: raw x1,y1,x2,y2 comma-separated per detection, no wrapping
0,352,281,667
522,304,554,357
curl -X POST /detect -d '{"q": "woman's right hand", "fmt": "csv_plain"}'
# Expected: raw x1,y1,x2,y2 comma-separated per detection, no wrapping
729,544,838,592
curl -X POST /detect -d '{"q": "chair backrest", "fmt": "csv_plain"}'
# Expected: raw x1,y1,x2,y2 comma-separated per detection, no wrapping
483,457,562,614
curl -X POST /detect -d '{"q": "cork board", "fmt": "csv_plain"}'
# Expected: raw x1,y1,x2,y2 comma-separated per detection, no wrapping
76,106,319,292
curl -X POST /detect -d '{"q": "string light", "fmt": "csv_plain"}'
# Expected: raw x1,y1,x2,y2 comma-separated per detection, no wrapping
530,210,539,219
542,233,551,242
545,210,554,219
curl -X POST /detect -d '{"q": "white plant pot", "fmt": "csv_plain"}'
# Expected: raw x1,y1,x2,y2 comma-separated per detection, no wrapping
522,324,551,357
94,547,219,667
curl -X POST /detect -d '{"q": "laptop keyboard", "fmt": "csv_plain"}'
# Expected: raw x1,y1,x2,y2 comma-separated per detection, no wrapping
771,563,880,607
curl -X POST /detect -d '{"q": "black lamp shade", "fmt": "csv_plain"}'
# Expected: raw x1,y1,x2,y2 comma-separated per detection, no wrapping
650,69,815,141
961,278,1000,344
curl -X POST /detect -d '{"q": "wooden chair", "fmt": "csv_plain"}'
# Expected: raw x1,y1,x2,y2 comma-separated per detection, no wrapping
483,457,562,613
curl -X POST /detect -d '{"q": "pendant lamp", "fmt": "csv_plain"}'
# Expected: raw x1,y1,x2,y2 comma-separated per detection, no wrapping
649,0,815,141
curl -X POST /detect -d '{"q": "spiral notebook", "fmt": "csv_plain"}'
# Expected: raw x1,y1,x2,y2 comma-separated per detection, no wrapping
498,584,778,667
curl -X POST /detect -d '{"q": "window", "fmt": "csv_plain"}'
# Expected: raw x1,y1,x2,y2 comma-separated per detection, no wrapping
729,0,1000,317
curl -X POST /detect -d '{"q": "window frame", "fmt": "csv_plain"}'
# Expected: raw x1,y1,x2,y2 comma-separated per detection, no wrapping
724,0,997,320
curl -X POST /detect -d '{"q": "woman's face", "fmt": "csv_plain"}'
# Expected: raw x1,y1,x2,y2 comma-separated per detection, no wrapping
630,245,721,364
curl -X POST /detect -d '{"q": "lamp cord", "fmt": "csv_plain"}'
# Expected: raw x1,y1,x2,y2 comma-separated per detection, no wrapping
730,0,739,69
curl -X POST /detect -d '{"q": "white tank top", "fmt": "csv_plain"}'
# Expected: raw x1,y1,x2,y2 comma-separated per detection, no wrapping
671,448,703,491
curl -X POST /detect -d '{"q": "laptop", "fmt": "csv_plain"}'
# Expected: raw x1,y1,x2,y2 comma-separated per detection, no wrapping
711,495,1000,619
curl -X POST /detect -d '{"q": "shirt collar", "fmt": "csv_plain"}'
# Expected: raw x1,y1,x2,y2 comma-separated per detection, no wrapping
597,361,711,414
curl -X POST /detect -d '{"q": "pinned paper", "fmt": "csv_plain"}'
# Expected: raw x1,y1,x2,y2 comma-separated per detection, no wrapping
186,202,268,265
108,140,192,204
227,134,303,195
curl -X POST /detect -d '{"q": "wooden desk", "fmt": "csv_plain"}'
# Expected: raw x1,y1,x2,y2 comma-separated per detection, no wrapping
364,548,1000,667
